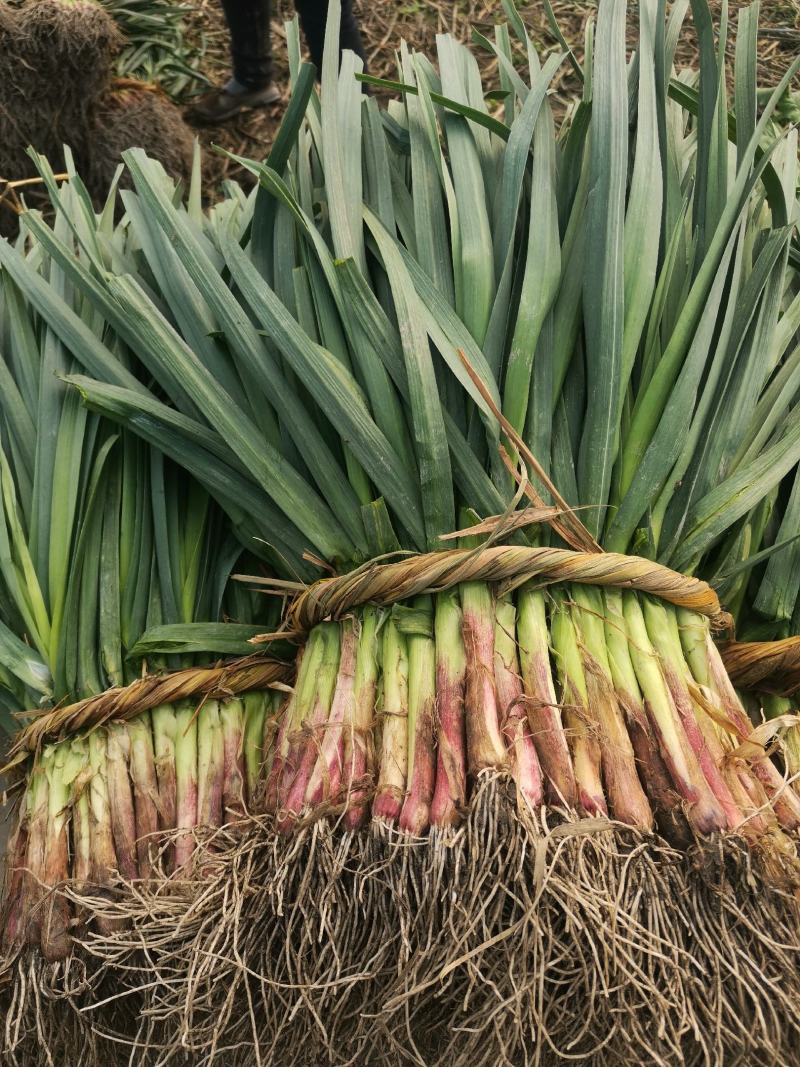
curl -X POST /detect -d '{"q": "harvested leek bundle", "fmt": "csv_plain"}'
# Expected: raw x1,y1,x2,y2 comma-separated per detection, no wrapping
0,173,277,727
2,0,800,1064
2,684,283,959
0,178,286,1059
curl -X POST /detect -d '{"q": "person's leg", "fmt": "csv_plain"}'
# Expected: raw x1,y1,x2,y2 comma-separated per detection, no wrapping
186,0,280,123
220,0,274,90
294,0,367,75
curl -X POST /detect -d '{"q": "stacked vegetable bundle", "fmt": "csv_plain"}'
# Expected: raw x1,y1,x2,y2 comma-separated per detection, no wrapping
2,687,282,961
0,166,289,1063
1,0,800,1063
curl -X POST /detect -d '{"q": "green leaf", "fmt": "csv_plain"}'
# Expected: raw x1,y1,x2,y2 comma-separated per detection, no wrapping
355,74,511,141
607,223,742,554
219,230,427,550
0,619,51,698
361,498,402,556
130,622,265,656
53,433,119,698
437,34,497,345
672,416,800,571
99,450,124,687
122,150,365,559
754,463,800,622
320,1,366,274
733,2,758,171
363,212,454,547
401,46,455,309
249,61,317,279
577,0,628,537
65,374,316,580
110,271,356,563
502,86,560,439
618,130,790,508
0,228,146,396
619,0,662,392
0,447,51,661
334,250,506,518
47,388,88,669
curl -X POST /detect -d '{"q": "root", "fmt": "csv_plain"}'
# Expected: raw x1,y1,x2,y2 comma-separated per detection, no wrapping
4,781,798,1065
0,2,191,236
90,86,195,196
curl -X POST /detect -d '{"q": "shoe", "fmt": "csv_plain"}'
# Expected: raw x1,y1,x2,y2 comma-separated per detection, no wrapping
185,82,281,125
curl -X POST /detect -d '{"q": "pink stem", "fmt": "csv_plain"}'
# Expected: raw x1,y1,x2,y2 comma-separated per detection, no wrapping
706,635,800,830
517,589,576,807
430,669,468,826
373,620,408,824
305,622,357,809
494,612,543,809
462,586,507,775
343,650,378,830
430,592,467,827
222,700,246,823
399,612,437,836
278,694,330,831
661,662,744,831
106,726,139,881
617,688,690,841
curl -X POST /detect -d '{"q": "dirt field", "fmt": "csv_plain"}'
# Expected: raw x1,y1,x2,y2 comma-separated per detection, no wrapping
188,0,800,195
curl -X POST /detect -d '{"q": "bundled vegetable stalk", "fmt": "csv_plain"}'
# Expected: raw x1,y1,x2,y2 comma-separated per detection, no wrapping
0,675,288,1066
2,0,800,1063
1,687,281,962
0,172,286,1060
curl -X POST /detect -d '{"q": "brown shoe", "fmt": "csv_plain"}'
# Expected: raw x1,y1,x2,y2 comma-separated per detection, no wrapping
185,82,281,125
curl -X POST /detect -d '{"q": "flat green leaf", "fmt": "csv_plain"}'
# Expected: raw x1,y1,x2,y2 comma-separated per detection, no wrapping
65,374,317,580
672,415,800,571
0,619,51,698
356,73,511,141
577,0,628,536
130,622,265,656
220,230,427,549
363,212,454,547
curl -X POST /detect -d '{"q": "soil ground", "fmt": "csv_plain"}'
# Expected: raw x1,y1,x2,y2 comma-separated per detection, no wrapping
186,0,800,197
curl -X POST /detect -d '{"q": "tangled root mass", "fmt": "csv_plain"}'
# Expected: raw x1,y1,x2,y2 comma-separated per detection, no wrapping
0,0,193,235
4,779,800,1067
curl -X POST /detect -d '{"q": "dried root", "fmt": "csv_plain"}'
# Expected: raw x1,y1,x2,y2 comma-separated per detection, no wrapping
0,0,193,235
4,782,796,1067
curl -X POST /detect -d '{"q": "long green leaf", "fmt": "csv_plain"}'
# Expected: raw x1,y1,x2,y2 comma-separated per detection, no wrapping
576,0,628,537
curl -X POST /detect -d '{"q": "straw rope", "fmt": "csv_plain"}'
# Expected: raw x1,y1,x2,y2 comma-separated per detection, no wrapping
5,656,291,766
720,637,800,697
285,545,728,636
5,546,727,766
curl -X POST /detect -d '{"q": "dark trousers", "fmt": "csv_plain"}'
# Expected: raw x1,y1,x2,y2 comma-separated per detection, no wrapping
220,0,366,89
